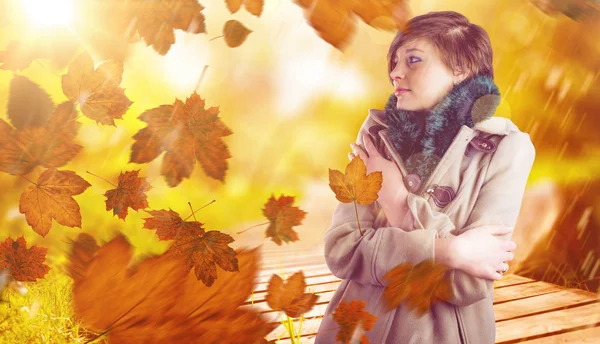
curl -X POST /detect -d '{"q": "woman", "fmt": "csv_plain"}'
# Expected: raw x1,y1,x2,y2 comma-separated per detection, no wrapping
315,11,536,344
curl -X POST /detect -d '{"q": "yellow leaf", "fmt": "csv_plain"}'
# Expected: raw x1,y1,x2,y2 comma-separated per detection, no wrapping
328,155,382,205
223,20,253,48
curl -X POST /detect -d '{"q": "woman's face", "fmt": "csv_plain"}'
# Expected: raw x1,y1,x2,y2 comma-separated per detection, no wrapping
390,38,466,111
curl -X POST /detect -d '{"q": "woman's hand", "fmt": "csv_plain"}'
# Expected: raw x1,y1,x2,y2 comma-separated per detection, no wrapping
349,133,409,222
452,225,516,281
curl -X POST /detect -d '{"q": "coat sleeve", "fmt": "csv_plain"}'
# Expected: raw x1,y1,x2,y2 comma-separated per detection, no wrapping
404,131,536,306
323,114,439,287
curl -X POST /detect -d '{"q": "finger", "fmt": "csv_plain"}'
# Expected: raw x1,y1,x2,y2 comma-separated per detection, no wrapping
503,240,517,252
350,143,368,161
348,152,355,161
362,133,379,157
491,225,514,235
502,251,514,262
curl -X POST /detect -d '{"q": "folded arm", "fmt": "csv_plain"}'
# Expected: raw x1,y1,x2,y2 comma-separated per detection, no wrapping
404,131,536,306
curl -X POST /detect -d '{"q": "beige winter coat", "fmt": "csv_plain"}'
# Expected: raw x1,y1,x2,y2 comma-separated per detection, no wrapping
315,108,536,343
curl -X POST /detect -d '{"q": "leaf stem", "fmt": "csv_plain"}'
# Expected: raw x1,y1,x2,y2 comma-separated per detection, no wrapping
34,59,62,78
188,202,197,221
195,65,208,92
86,171,117,187
209,35,224,41
182,199,216,222
19,175,37,186
236,221,270,235
353,201,364,236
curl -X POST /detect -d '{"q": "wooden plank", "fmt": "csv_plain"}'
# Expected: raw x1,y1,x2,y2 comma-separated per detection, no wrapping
495,288,600,321
494,281,566,303
518,325,600,343
257,264,331,280
496,302,600,343
254,274,341,293
260,255,326,270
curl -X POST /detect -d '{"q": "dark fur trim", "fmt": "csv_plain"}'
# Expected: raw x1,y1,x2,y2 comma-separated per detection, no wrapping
385,73,500,187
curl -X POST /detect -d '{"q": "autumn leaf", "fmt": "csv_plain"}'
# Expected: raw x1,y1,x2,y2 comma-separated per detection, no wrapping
69,233,276,343
66,233,99,284
226,0,264,16
129,92,233,187
128,0,206,55
530,0,600,21
262,194,307,246
332,299,378,344
104,170,152,220
61,51,133,126
293,0,410,50
0,101,82,176
0,236,50,282
19,169,91,237
381,259,454,316
143,209,239,286
223,20,253,48
0,26,79,71
265,271,319,318
328,156,382,236
7,75,53,129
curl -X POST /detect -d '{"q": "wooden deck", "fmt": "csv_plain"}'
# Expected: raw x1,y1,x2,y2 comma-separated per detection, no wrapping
243,244,600,343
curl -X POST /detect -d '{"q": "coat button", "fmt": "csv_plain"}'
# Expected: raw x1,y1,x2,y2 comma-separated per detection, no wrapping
469,136,497,153
426,184,456,207
403,174,421,193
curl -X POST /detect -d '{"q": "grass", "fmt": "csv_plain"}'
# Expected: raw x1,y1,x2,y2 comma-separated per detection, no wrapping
0,269,105,344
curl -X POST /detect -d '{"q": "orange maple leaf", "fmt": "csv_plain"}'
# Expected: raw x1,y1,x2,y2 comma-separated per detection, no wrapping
68,233,276,343
129,92,233,187
0,236,50,282
128,0,206,55
0,100,82,176
19,169,91,237
381,259,454,316
265,271,319,318
143,209,239,286
332,299,378,344
293,0,410,50
61,51,133,126
104,170,152,220
328,156,382,236
225,0,264,16
262,194,307,246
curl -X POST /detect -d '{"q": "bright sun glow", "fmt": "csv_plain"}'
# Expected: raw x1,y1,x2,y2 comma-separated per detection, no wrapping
22,0,74,27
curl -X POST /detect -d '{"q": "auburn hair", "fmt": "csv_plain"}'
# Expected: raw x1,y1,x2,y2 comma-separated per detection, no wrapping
387,11,494,85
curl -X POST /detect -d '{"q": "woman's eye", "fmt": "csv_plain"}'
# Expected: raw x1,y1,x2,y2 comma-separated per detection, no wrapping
408,56,421,64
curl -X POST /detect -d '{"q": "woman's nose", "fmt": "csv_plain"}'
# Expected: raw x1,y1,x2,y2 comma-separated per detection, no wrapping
390,66,405,83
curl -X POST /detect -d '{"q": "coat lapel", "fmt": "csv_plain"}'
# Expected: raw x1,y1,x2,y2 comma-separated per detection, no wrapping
367,108,520,196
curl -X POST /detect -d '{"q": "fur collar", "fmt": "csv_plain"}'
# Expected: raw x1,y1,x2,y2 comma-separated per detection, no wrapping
385,73,501,186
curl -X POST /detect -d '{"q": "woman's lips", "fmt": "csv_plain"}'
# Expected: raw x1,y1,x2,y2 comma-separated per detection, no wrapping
395,89,410,96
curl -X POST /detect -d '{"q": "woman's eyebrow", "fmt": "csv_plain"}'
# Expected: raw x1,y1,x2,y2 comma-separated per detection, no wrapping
395,48,425,59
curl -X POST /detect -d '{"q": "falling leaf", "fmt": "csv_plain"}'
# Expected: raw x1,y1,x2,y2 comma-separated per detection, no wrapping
223,20,253,48
329,155,382,204
143,209,239,286
66,233,99,284
0,236,50,282
61,51,133,126
0,27,79,70
225,0,264,16
293,0,410,50
265,271,319,318
262,194,307,246
129,0,206,55
19,169,91,237
7,75,53,129
69,233,276,343
104,170,152,220
225,0,243,13
0,101,82,176
530,0,600,21
332,299,378,344
381,259,454,316
129,92,233,187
